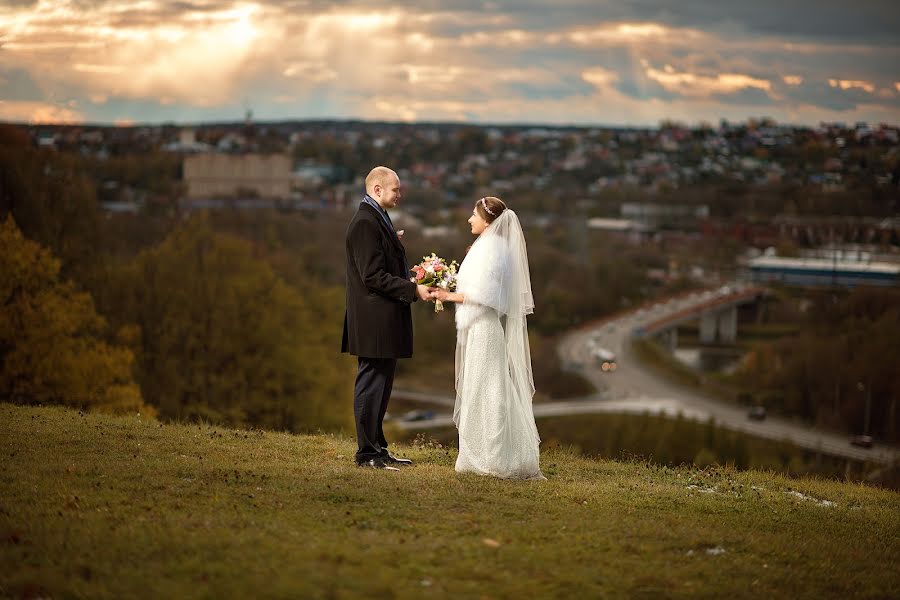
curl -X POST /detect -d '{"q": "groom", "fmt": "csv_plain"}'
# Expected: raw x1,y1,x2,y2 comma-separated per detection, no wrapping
342,166,433,469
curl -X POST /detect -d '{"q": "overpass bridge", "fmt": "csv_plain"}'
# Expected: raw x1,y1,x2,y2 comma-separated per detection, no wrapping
632,284,769,350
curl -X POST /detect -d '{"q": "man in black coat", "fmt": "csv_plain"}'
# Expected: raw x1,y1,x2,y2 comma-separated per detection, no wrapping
342,166,433,469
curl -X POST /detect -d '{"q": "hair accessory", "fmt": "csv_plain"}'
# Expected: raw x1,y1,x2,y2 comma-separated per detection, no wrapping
479,197,496,216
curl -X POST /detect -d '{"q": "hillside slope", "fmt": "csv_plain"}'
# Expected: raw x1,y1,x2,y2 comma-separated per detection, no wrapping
1,403,898,599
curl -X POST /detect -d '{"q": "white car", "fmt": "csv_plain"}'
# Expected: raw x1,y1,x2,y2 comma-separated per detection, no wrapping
592,347,617,372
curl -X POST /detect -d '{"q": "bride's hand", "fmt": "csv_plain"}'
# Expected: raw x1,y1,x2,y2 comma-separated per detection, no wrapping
431,288,449,301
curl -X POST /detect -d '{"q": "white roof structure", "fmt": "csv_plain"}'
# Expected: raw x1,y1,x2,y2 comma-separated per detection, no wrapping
587,218,636,231
748,256,900,275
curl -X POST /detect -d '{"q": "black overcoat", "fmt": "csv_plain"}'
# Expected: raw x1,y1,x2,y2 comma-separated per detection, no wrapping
341,202,417,358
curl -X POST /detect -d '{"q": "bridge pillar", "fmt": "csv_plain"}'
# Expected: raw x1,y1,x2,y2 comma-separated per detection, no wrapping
700,312,717,344
660,328,678,351
699,306,738,344
717,306,737,344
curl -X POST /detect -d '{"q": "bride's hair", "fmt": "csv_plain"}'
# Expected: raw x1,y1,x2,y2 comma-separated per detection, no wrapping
475,196,507,223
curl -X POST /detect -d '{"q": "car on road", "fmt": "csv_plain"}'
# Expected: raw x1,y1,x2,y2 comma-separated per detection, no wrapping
747,406,767,421
850,435,873,448
592,347,617,372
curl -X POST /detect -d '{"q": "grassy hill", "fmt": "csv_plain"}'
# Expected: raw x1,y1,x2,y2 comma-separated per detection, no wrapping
1,403,898,599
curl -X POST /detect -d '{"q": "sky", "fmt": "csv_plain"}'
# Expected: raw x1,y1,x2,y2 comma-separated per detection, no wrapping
1,0,899,127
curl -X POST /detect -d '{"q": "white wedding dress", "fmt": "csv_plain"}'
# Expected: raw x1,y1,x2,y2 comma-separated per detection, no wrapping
453,213,544,480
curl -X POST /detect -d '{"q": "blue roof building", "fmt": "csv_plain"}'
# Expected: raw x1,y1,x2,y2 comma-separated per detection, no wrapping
747,256,900,287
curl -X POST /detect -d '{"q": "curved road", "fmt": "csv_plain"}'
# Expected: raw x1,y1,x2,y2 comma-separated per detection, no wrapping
556,285,898,465
396,284,899,465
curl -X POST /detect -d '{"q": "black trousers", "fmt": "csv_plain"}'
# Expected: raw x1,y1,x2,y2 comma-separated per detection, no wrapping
353,357,397,463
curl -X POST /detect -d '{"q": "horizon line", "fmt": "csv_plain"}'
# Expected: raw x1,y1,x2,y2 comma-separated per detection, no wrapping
7,115,899,131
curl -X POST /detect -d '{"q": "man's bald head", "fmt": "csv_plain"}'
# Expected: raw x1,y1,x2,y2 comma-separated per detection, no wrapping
365,166,401,209
365,166,397,196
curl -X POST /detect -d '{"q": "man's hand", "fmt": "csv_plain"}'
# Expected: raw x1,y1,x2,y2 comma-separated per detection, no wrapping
416,285,433,302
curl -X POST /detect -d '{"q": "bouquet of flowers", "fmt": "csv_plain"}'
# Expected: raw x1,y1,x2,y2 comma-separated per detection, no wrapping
410,252,458,312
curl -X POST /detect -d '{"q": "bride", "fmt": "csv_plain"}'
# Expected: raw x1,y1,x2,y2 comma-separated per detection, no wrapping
432,197,544,480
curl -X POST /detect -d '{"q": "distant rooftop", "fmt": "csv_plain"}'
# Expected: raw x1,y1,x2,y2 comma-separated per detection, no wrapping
586,218,636,231
748,256,900,275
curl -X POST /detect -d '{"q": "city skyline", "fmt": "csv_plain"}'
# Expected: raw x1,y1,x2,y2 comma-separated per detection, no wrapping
2,0,899,127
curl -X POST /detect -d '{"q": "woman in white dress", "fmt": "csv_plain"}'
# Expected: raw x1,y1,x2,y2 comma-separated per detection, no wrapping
432,197,544,480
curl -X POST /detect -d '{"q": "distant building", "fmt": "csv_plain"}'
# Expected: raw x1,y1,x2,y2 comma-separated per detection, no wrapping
179,128,196,146
747,256,900,287
621,202,709,227
164,128,212,153
183,153,291,199
293,161,339,190
586,218,637,232
100,201,140,215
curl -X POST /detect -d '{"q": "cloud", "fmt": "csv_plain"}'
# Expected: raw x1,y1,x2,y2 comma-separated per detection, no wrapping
0,67,43,100
595,0,900,44
582,66,619,88
0,0,897,125
0,99,83,123
828,78,875,93
643,62,772,98
282,61,337,83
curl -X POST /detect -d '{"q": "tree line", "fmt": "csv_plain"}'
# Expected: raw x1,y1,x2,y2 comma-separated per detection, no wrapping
1,126,353,432
732,287,900,441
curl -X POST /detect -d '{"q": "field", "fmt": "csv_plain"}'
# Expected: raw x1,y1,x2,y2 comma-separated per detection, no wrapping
2,403,898,599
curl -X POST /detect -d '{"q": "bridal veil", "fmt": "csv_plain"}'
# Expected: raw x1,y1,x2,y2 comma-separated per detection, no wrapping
453,209,540,453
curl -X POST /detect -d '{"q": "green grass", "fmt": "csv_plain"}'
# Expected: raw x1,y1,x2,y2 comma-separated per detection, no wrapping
2,403,899,599
632,338,704,388
398,414,897,488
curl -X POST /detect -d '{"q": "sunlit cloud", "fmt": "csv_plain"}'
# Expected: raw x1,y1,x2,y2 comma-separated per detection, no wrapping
312,11,400,33
828,78,875,93
0,99,84,124
457,20,702,49
73,63,126,74
459,29,536,47
282,62,337,83
404,32,435,53
582,67,620,89
0,1,897,125
402,64,464,86
2,0,266,104
643,62,772,97
373,96,498,123
1,41,106,50
568,21,699,46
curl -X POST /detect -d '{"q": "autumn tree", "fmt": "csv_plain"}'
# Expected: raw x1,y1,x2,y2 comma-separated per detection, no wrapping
0,124,101,286
0,216,147,414
117,217,354,432
735,288,900,440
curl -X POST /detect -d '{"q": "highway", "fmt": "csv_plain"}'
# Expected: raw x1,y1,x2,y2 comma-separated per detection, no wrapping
394,284,899,465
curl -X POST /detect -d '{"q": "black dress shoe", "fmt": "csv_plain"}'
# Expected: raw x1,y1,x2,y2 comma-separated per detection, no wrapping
357,458,399,471
382,453,413,466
